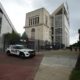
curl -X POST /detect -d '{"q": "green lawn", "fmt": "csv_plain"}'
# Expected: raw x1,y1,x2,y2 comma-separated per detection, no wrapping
69,53,80,80
41,49,79,80
42,49,79,57
70,68,80,80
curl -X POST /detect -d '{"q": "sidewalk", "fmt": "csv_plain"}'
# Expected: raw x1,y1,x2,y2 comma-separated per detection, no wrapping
34,50,78,80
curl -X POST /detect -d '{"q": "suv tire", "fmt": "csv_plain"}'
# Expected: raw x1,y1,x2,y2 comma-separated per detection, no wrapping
19,52,25,58
6,51,11,56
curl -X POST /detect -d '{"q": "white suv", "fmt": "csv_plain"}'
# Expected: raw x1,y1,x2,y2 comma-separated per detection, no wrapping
6,45,35,58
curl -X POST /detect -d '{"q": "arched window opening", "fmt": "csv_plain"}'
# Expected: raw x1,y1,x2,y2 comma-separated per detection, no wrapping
31,28,35,40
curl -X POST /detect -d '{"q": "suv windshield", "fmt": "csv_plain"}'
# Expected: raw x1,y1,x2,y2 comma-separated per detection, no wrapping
12,45,25,49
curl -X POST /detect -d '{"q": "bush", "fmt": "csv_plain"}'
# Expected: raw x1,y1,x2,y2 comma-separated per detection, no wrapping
70,68,80,80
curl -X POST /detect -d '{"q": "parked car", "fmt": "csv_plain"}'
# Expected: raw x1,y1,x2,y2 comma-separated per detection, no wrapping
6,45,35,58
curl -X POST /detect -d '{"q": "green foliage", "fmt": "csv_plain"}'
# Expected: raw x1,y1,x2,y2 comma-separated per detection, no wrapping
70,41,80,48
70,69,80,80
21,32,28,40
3,31,20,44
78,29,80,34
69,41,80,80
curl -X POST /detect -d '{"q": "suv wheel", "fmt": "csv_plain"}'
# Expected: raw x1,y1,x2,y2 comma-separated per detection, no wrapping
6,51,11,56
19,52,25,58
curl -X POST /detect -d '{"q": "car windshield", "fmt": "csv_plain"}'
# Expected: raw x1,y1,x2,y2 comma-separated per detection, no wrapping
12,45,25,49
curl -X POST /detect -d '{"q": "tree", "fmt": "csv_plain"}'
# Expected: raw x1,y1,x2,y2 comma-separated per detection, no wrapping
78,29,80,41
21,32,28,41
9,31,20,44
3,31,20,51
75,29,80,69
20,32,28,46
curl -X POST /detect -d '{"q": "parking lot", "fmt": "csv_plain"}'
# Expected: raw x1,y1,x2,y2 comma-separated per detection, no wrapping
0,52,43,80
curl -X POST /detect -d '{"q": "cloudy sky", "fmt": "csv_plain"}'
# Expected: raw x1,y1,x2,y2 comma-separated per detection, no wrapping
0,0,80,44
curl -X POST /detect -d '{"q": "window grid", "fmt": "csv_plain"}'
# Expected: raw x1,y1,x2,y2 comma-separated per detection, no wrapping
29,16,39,26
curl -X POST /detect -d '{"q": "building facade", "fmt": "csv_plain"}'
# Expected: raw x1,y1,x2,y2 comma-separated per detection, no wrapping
0,2,16,51
24,8,51,49
51,3,69,47
24,3,69,49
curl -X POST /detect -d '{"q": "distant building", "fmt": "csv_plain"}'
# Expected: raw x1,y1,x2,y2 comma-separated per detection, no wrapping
0,2,16,51
24,3,69,49
51,3,69,47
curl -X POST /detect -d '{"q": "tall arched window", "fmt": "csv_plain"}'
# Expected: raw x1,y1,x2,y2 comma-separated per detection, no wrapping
31,28,35,40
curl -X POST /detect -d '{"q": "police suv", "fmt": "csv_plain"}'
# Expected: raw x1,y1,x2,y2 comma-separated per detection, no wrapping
6,45,35,58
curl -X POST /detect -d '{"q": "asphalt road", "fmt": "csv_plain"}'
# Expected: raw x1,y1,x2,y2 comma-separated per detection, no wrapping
0,53,43,80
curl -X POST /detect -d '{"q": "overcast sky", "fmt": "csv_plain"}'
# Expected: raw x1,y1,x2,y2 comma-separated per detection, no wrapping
0,0,80,45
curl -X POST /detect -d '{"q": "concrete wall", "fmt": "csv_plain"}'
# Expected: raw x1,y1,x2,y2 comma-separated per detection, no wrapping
0,3,17,51
1,14,12,35
0,13,14,51
62,14,69,47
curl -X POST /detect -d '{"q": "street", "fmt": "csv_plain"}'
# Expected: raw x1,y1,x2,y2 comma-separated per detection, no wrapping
0,53,43,80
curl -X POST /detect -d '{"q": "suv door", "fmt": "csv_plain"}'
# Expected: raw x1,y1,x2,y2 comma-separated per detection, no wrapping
11,46,19,55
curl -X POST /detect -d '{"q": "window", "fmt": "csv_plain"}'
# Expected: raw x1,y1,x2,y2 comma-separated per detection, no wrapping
0,18,2,33
36,16,39,24
33,17,35,25
31,28,35,40
55,36,62,43
12,45,25,49
55,15,62,28
52,36,54,41
51,27,54,34
31,19,32,25
29,16,39,26
45,15,48,25
51,17,54,27
29,18,31,26
34,17,36,24
29,17,32,26
55,28,62,34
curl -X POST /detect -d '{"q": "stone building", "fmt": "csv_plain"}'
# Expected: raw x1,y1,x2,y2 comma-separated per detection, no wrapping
24,8,51,49
24,3,69,49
